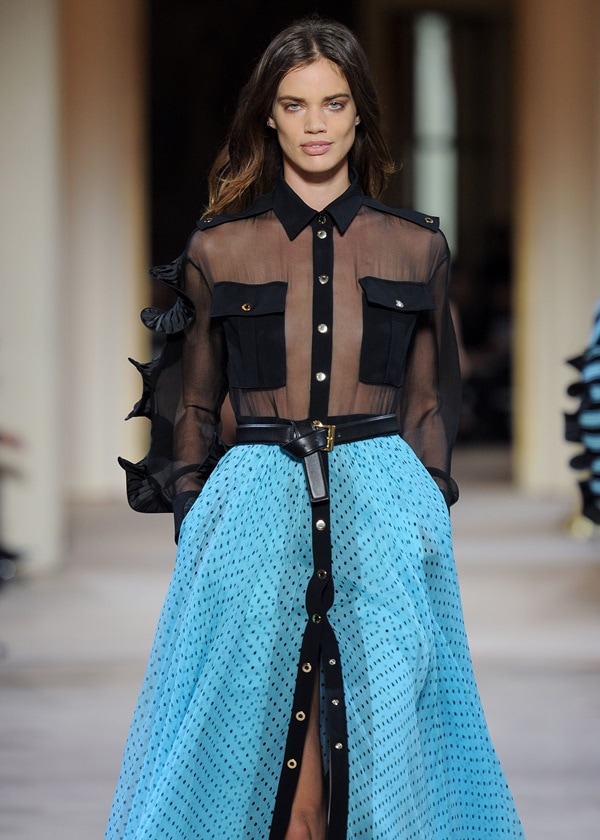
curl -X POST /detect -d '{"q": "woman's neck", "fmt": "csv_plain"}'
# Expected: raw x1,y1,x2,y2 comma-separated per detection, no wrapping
282,162,351,211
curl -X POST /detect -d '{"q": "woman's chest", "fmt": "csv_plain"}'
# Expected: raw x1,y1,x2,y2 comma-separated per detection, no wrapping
208,237,435,391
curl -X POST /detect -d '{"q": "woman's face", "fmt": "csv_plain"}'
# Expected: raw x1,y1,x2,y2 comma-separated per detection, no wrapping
268,58,359,187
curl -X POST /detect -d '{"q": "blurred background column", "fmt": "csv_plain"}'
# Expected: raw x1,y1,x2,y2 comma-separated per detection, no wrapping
0,0,147,572
514,0,600,495
0,0,63,572
61,0,148,504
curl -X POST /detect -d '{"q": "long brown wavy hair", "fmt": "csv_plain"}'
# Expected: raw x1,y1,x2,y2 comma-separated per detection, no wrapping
205,16,397,216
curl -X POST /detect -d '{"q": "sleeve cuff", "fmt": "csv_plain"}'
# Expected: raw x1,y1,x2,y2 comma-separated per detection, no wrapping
173,491,199,543
426,467,459,508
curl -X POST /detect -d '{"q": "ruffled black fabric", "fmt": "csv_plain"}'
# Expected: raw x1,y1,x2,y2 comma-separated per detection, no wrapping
120,254,229,516
564,301,600,524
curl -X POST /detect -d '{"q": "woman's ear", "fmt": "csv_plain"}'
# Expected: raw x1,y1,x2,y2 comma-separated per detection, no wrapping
267,116,276,129
355,115,361,125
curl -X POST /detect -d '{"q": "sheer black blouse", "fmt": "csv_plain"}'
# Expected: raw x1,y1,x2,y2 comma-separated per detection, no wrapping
120,175,461,534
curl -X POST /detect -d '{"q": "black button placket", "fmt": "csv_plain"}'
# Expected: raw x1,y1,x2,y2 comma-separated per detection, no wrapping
310,213,334,416
269,214,349,840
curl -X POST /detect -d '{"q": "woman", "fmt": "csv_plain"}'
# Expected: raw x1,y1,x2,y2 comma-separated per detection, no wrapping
108,17,524,840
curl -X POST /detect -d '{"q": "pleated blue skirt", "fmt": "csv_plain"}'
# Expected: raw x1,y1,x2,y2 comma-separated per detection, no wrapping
106,436,524,839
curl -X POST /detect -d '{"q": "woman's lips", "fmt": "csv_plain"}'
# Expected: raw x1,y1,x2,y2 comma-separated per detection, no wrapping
300,142,332,155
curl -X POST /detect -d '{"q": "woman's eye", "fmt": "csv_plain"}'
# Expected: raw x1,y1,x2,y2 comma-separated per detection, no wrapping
284,103,301,111
327,101,344,110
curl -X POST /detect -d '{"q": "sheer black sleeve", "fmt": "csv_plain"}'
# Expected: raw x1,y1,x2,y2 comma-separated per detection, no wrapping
398,239,461,506
118,233,228,539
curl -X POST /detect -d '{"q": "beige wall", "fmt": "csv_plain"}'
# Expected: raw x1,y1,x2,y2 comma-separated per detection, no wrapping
0,0,147,571
0,0,63,571
514,0,600,494
61,0,148,501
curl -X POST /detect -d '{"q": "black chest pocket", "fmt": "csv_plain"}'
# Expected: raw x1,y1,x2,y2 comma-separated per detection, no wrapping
210,281,287,389
359,277,435,387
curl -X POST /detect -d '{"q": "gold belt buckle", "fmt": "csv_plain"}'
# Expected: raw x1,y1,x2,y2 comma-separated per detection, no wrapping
312,420,336,451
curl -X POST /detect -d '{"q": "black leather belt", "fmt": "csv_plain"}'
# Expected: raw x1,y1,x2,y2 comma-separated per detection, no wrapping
237,415,399,503
236,413,399,449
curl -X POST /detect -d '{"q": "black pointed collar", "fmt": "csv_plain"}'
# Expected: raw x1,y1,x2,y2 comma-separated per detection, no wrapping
272,171,364,240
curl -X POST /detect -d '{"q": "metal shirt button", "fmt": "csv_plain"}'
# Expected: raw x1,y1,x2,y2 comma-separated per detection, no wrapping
395,300,404,309
424,216,434,224
315,519,326,530
317,323,328,334
318,214,327,224
295,711,306,721
241,303,252,311
334,742,344,750
317,568,328,579
302,662,312,673
315,371,327,382
316,230,327,239
331,698,340,706
312,613,322,624
318,274,329,284
287,759,298,769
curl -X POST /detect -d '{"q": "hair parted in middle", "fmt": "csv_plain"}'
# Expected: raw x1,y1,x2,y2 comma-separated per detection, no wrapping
205,15,397,216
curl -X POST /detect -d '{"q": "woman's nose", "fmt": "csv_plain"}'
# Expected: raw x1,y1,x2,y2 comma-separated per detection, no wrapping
304,108,326,133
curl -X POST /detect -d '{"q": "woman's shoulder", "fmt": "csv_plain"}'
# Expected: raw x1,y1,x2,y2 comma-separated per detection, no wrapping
186,194,274,261
362,196,441,233
362,198,450,262
195,193,274,233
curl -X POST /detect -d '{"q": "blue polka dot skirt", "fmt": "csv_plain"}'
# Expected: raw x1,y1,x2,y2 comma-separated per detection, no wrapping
106,436,524,838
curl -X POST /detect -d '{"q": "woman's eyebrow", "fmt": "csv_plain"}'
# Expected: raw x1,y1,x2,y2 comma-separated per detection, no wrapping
276,92,352,102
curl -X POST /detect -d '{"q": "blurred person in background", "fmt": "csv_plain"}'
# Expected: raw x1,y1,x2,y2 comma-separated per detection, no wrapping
565,298,600,538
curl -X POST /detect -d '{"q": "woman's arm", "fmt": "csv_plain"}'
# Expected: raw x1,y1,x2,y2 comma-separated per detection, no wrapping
398,236,461,506
119,232,228,540
170,251,228,536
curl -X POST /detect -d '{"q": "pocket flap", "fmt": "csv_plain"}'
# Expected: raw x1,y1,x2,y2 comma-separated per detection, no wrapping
211,281,287,318
359,277,435,312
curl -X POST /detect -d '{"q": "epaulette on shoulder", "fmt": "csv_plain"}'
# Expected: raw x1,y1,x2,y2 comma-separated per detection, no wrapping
363,198,440,232
196,194,273,231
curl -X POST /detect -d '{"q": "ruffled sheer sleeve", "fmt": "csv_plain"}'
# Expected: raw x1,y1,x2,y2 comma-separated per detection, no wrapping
118,231,228,539
398,236,461,506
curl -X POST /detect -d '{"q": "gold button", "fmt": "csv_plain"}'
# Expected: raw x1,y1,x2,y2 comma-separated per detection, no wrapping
317,569,327,579
312,613,322,624
395,300,404,308
318,275,329,284
317,324,328,334
287,758,298,769
329,658,336,666
332,698,340,706
424,216,434,224
302,662,312,673
315,371,327,382
318,215,327,224
315,519,326,531
317,230,327,239
334,742,343,750
241,303,252,312
295,711,306,722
